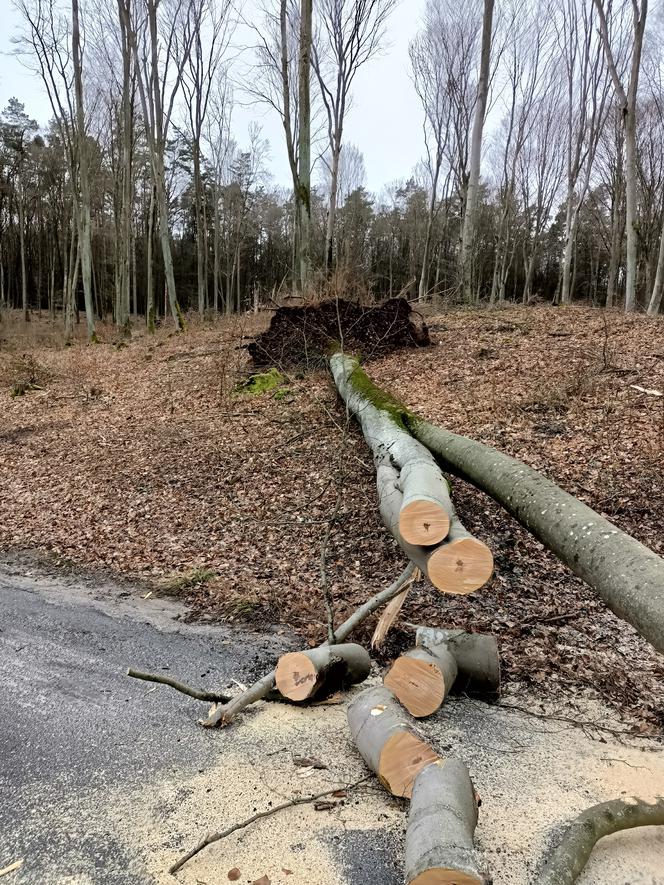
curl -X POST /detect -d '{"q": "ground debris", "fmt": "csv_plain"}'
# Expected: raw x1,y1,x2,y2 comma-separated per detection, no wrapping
1,306,663,732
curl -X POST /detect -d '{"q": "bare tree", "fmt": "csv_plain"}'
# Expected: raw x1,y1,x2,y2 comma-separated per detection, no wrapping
458,0,494,302
593,0,648,312
556,0,613,305
181,0,233,317
297,0,313,290
205,69,234,313
71,0,97,340
312,0,396,273
518,87,566,301
121,0,195,331
14,0,97,340
489,0,551,304
410,0,452,302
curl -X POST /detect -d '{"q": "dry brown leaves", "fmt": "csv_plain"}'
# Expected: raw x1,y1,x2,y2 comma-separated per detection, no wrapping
0,305,662,732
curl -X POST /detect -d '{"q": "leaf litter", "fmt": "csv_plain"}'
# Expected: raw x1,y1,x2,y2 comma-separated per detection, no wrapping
0,305,662,733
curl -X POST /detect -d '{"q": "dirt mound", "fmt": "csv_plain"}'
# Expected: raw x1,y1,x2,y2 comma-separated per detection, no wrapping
248,298,430,368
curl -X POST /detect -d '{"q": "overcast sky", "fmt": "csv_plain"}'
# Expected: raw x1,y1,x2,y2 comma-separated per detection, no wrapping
0,0,427,194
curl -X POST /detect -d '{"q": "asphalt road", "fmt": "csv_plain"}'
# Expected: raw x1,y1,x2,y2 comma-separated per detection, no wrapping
0,557,292,885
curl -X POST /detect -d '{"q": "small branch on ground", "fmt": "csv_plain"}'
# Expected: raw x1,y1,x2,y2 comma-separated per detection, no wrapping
320,487,343,644
539,796,664,885
127,668,231,703
169,776,371,876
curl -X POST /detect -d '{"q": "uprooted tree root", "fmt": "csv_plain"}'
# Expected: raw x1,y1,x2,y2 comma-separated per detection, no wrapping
247,297,430,369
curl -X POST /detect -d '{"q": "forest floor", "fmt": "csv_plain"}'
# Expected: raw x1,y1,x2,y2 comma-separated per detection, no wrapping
1,304,663,737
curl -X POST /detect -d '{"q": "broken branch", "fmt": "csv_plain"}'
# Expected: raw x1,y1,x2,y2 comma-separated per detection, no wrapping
200,563,417,728
539,796,664,885
169,776,371,875
127,668,231,703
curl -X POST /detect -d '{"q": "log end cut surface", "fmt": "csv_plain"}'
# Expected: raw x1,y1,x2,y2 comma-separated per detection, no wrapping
384,657,445,718
410,869,484,885
378,731,440,798
428,539,494,595
274,652,318,701
400,500,450,546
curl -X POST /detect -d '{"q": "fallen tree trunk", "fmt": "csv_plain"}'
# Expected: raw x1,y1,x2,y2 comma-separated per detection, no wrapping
384,645,458,718
274,643,370,702
200,563,417,727
411,418,664,654
405,759,485,885
333,356,664,653
378,458,493,595
415,627,501,698
539,796,664,885
330,351,452,547
347,685,440,798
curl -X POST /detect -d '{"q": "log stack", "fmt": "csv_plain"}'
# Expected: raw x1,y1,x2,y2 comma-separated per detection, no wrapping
330,352,494,596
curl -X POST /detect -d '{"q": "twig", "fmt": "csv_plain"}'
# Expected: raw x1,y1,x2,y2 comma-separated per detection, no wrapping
495,702,655,740
200,563,418,728
0,860,23,878
320,488,343,644
127,668,231,703
169,776,370,875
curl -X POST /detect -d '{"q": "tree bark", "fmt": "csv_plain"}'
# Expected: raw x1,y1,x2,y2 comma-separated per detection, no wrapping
647,207,664,316
347,685,440,798
411,417,664,653
297,0,313,291
17,188,29,322
405,759,484,885
72,0,97,342
415,628,500,698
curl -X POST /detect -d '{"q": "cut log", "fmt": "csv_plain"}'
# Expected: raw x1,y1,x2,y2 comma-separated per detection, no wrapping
538,796,664,885
405,759,485,885
330,356,664,653
200,563,418,727
399,460,451,546
384,645,458,718
329,352,452,546
411,417,664,653
378,458,493,595
416,628,501,698
347,685,440,798
274,643,370,702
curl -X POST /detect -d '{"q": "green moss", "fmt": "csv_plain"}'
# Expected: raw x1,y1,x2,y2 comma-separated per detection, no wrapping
344,357,415,430
235,367,286,396
272,386,293,400
174,300,186,332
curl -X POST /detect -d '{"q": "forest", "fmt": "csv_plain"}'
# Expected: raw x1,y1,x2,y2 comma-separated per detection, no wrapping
1,0,664,339
1,1,664,884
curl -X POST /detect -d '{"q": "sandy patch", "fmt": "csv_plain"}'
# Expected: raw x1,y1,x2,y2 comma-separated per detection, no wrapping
77,680,664,885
